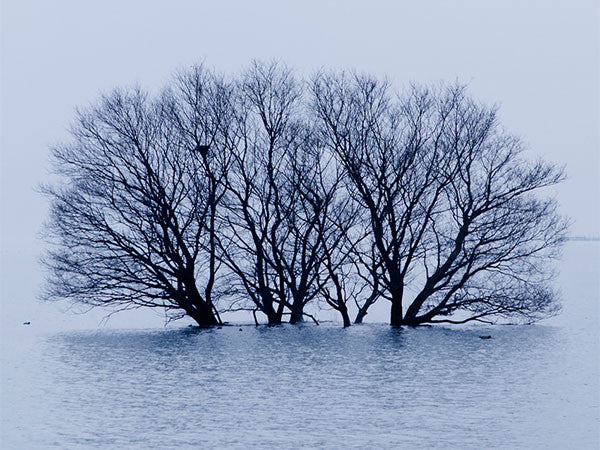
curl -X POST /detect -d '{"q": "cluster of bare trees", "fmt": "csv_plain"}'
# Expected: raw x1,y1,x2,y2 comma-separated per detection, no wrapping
43,62,567,327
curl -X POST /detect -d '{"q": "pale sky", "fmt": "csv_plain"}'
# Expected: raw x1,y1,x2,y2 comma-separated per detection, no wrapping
1,0,598,329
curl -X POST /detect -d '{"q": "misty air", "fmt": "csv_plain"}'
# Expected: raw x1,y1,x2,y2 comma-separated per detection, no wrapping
1,1,598,449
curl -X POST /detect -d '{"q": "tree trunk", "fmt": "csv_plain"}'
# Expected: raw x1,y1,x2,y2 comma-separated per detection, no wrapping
340,304,351,328
289,294,305,324
354,287,380,324
267,314,282,326
387,267,405,326
275,299,285,324
390,298,403,327
187,298,219,326
184,281,219,326
404,287,432,322
262,297,282,326
390,277,404,327
289,308,305,324
354,307,367,324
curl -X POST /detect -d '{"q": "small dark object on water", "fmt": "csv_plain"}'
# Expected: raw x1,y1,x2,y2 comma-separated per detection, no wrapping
23,322,30,325
479,335,492,339
239,328,243,331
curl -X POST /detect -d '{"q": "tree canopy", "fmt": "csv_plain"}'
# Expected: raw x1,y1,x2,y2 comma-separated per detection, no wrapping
43,62,567,327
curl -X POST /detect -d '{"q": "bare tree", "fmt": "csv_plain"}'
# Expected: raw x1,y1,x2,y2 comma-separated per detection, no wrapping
311,73,567,326
163,65,235,322
400,95,567,325
292,130,363,327
216,62,361,326
213,62,299,325
43,67,231,326
43,62,566,328
352,240,385,324
216,62,334,324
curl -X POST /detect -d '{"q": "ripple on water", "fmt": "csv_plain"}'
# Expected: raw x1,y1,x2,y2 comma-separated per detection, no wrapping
1,323,598,449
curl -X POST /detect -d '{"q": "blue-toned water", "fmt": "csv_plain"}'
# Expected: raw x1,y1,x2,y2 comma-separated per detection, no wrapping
1,243,598,449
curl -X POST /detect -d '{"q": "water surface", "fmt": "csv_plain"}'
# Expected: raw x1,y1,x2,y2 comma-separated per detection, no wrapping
1,323,598,449
2,242,598,449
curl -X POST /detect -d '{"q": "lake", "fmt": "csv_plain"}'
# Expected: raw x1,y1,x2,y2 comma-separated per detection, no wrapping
1,242,598,449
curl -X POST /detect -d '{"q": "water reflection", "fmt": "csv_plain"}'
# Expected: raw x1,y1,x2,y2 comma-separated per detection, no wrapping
1,324,598,449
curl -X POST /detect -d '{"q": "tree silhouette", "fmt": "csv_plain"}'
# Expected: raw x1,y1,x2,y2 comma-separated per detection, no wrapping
311,74,567,325
43,63,567,327
43,67,231,326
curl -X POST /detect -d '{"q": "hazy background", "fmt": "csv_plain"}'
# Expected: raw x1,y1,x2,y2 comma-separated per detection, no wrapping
1,0,598,330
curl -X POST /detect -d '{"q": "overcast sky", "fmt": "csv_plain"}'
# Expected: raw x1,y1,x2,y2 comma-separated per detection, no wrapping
1,0,598,329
